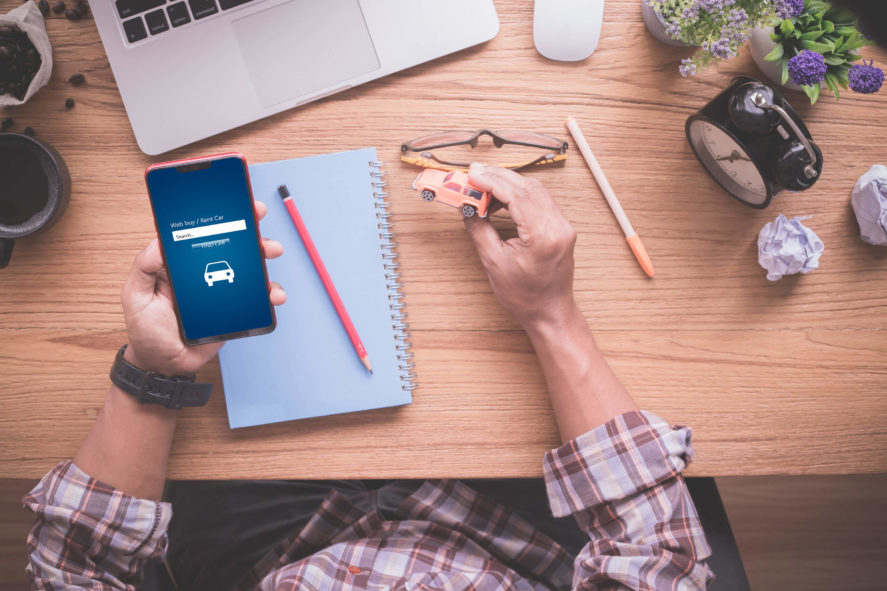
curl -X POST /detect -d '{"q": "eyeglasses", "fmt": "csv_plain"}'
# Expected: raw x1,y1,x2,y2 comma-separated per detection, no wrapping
401,129,569,172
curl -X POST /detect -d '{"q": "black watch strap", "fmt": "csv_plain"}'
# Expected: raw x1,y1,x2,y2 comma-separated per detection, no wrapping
110,345,212,409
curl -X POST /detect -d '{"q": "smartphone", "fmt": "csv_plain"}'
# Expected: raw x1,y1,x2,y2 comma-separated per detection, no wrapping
145,153,276,345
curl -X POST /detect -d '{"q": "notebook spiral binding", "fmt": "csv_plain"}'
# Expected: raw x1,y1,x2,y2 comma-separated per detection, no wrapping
371,161,417,392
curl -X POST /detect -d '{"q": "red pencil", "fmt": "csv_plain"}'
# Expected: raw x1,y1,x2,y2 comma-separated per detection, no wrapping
277,184,373,374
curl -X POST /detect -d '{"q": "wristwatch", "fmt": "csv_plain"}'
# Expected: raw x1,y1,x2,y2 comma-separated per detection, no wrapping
109,345,212,409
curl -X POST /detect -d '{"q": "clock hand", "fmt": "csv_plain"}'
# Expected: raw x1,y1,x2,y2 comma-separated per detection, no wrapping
716,150,750,163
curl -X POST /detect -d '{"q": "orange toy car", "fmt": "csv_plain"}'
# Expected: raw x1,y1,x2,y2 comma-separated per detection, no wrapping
411,169,492,218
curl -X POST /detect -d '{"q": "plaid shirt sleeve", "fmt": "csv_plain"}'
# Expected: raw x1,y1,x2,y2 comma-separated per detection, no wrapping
544,410,714,590
22,460,172,591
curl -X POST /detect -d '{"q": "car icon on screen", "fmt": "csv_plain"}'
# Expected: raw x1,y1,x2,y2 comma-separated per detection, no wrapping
205,261,234,286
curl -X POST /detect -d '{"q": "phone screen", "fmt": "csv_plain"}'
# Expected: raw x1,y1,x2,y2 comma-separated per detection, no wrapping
145,155,275,344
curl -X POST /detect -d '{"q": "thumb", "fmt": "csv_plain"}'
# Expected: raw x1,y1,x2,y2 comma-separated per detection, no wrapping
127,238,165,293
464,215,503,264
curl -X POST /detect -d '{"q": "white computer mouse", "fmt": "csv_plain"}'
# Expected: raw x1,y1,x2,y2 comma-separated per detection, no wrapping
533,0,605,62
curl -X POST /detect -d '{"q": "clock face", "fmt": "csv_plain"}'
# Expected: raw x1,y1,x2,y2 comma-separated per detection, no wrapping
688,119,769,206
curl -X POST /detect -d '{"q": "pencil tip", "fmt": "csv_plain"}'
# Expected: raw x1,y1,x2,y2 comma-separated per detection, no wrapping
361,356,373,374
626,233,655,279
277,184,290,199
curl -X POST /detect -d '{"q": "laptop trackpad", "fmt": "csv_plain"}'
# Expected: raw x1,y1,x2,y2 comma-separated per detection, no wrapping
231,0,380,109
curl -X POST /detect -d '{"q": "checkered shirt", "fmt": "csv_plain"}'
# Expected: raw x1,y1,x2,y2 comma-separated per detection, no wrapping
24,410,712,590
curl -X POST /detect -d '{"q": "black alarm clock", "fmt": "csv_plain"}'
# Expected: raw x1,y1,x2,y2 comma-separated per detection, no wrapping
686,76,823,208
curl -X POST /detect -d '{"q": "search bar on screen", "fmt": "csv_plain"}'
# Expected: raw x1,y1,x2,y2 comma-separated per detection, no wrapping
171,219,247,242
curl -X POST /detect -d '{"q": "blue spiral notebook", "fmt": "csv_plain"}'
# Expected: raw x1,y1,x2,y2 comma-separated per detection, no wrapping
218,148,416,429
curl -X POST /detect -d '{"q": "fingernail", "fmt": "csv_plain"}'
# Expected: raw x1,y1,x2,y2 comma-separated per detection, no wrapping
469,162,485,172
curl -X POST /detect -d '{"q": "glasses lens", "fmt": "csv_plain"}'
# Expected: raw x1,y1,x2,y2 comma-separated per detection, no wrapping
404,131,479,151
495,130,566,150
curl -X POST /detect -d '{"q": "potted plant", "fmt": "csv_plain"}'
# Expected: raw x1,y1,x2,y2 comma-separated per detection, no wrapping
643,0,782,76
749,0,883,103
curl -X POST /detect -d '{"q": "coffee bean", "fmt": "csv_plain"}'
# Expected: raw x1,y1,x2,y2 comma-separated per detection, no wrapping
64,8,80,20
23,126,35,137
69,73,85,86
1,117,13,130
75,1,88,16
0,26,42,101
65,97,75,108
52,0,65,13
38,0,50,14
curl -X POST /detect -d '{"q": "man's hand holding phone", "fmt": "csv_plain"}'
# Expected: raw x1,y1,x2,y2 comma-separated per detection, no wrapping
122,200,286,376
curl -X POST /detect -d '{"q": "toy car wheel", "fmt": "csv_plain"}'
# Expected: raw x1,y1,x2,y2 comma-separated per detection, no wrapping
461,204,476,217
421,190,435,202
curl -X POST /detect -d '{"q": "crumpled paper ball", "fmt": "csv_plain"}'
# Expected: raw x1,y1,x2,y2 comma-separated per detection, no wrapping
757,214,824,281
850,164,887,246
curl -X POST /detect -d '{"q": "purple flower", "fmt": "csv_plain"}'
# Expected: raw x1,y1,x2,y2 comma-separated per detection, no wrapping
848,59,884,94
681,5,699,22
698,0,734,13
788,50,827,86
775,0,804,20
679,58,697,77
666,19,682,38
728,8,747,26
732,29,751,43
710,37,734,58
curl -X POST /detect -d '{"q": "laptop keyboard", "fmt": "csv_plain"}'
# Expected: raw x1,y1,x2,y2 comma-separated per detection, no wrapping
117,0,253,43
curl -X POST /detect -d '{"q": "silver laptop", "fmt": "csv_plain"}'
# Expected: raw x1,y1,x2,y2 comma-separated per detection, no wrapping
91,0,500,155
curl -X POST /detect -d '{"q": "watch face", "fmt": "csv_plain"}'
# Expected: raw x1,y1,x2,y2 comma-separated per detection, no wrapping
688,119,769,206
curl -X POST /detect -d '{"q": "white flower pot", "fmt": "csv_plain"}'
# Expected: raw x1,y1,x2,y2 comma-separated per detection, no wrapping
641,1,689,47
749,26,805,91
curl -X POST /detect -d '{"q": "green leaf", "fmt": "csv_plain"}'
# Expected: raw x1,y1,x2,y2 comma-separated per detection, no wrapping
829,7,857,24
822,20,835,33
780,19,795,35
803,83,821,105
799,29,824,41
846,53,862,62
836,66,850,87
782,59,790,85
843,38,869,51
824,72,840,100
835,26,859,36
764,44,785,61
823,54,844,66
801,39,835,53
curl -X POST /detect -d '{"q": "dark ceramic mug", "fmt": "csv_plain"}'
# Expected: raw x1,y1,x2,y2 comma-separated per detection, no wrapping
0,133,70,268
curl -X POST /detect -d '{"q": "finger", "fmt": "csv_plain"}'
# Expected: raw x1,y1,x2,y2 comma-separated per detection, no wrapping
254,200,268,221
128,238,165,292
269,281,286,306
463,214,504,265
468,164,532,224
262,238,284,259
467,164,529,208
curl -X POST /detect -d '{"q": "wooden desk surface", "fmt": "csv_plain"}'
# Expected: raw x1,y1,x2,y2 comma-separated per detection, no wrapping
2,0,886,479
